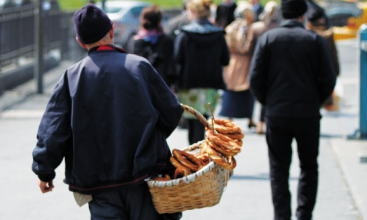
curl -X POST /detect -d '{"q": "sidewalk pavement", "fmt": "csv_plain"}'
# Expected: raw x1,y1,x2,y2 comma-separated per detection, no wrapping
0,39,366,220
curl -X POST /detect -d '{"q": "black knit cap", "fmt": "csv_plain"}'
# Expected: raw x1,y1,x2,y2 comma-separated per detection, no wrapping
281,0,308,19
73,4,113,44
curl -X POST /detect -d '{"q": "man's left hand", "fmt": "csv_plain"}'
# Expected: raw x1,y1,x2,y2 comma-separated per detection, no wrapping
38,179,54,193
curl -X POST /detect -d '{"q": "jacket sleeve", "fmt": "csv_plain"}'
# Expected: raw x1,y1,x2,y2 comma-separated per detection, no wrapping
317,35,337,104
221,35,230,66
249,34,269,105
148,64,183,138
32,72,72,182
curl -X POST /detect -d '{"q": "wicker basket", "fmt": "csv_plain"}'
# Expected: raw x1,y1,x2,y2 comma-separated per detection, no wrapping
146,104,231,214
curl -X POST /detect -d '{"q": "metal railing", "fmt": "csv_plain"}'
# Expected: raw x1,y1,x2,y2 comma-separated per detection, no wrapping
0,1,86,76
0,1,181,92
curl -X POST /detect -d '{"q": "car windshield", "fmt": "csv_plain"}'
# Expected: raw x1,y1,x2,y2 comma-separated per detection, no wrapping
105,6,124,14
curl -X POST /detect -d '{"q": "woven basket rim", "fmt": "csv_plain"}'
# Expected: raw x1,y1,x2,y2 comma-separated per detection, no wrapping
147,161,217,188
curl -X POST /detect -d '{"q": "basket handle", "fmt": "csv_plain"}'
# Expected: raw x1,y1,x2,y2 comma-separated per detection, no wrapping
180,104,213,130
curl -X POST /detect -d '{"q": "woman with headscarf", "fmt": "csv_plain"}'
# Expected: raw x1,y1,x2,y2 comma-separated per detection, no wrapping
245,1,281,134
306,8,340,110
175,0,230,145
133,5,176,87
219,2,257,129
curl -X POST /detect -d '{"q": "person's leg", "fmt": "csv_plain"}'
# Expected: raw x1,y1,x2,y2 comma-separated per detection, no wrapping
266,117,294,220
188,119,195,144
257,105,266,134
89,191,128,220
126,184,173,220
248,92,257,128
188,116,207,145
294,117,320,220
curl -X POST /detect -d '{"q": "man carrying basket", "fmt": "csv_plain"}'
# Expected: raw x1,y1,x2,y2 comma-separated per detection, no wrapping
31,4,183,220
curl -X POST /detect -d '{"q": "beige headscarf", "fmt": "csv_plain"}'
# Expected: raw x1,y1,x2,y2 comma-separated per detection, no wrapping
234,1,255,20
259,1,279,26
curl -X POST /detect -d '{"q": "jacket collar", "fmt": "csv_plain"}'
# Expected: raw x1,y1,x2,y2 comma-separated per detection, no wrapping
88,44,128,55
281,20,305,29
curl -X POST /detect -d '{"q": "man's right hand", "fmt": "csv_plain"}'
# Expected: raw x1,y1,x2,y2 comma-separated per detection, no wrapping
38,179,54,193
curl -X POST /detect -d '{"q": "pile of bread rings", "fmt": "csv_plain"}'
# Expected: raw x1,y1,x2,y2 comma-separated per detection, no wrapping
151,119,244,182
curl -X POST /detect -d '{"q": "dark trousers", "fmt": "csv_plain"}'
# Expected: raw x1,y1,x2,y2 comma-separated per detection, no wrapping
265,116,320,220
89,184,182,220
260,105,266,122
187,114,208,145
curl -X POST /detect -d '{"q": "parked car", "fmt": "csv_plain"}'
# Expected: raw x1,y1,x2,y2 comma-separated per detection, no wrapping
0,0,21,9
96,1,152,50
324,0,365,41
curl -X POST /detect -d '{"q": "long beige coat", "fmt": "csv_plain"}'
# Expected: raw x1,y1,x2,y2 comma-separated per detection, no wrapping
223,21,279,91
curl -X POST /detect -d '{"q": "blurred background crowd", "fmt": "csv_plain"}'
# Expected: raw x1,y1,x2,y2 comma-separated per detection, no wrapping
0,0,365,143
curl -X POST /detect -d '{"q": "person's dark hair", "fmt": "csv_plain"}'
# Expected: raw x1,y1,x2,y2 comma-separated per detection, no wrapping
141,5,163,31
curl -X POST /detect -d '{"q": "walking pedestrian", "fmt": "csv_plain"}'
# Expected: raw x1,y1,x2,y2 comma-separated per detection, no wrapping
244,1,281,134
306,0,330,28
215,0,237,28
166,0,191,42
249,0,336,219
133,5,176,87
219,2,257,128
306,8,340,110
250,0,264,22
175,0,230,145
31,4,183,220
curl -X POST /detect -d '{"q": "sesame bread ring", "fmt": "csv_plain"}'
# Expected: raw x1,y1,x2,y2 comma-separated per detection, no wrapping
174,167,191,179
199,144,207,155
172,149,203,172
234,139,243,147
208,119,242,134
200,140,210,155
170,156,185,169
205,145,236,170
206,130,241,153
225,156,237,170
207,139,237,156
225,132,245,140
196,153,210,166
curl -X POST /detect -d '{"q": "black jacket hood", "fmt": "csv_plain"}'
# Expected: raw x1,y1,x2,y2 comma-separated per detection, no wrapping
181,19,225,48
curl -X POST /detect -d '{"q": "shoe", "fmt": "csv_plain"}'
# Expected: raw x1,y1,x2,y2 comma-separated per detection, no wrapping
248,122,257,129
257,130,265,135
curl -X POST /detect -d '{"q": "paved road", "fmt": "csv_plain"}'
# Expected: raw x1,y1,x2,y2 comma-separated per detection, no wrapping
0,40,364,220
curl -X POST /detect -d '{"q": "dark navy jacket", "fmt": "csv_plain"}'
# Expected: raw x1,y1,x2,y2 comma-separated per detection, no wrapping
32,45,183,194
249,21,336,117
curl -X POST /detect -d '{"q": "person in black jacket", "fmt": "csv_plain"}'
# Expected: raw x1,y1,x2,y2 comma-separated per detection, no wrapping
250,0,264,22
249,0,336,219
175,0,230,144
215,0,237,28
32,4,183,220
134,5,176,87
